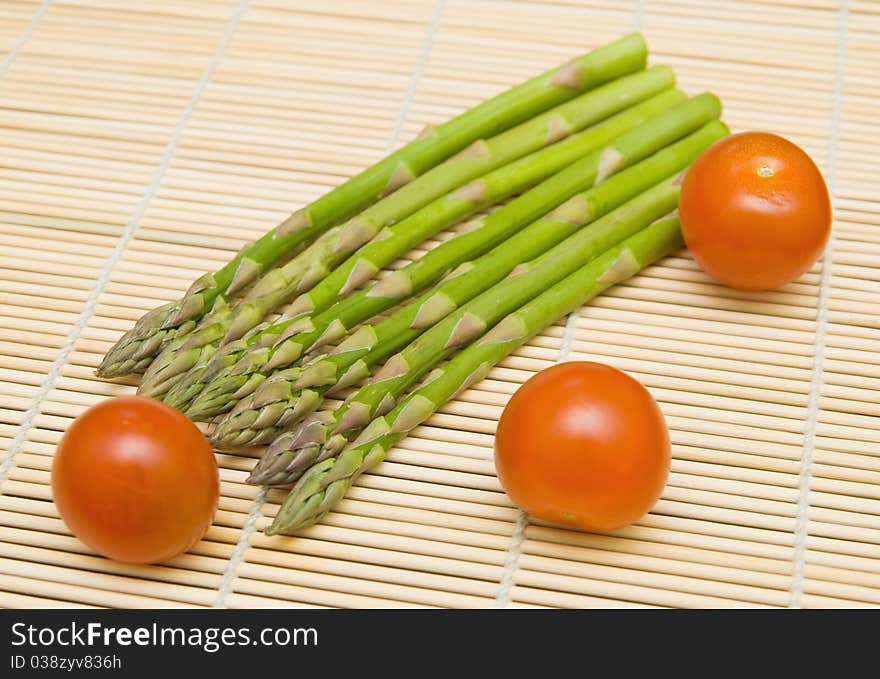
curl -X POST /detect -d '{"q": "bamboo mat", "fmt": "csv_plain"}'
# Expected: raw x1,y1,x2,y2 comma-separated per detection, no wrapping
0,0,877,610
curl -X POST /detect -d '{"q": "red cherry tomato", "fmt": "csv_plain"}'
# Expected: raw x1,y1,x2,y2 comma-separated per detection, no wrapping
52,396,218,564
494,362,669,532
679,131,831,290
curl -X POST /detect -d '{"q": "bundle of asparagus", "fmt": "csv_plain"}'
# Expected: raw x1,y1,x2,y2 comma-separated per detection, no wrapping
96,34,728,537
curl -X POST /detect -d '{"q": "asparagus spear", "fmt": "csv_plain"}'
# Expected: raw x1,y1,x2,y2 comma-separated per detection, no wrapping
188,99,723,423
141,88,686,400
245,173,690,485
97,34,647,379
266,214,686,533
214,115,726,454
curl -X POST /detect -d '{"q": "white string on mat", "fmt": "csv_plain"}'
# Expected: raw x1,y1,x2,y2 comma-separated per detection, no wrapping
384,0,448,154
494,512,527,607
0,0,251,491
788,0,849,610
632,0,645,33
0,0,52,77
213,487,267,608
214,0,448,607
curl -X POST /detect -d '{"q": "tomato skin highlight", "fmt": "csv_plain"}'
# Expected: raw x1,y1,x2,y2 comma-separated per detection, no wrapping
679,131,831,291
52,396,219,564
494,362,670,532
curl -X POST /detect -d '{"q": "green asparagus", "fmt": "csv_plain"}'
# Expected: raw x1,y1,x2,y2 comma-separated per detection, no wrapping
97,34,647,378
266,214,686,533
139,88,686,400
216,114,726,456
190,99,723,424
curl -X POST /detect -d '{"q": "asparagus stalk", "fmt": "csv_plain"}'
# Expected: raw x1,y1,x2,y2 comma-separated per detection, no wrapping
245,174,687,486
215,115,726,455
266,214,685,533
97,34,647,379
141,88,686,400
189,99,723,424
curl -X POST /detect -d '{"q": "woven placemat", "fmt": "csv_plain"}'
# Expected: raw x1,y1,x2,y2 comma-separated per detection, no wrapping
0,0,877,609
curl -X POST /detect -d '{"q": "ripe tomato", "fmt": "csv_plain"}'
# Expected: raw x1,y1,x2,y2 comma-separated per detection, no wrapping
52,396,218,564
494,362,669,532
679,131,831,290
